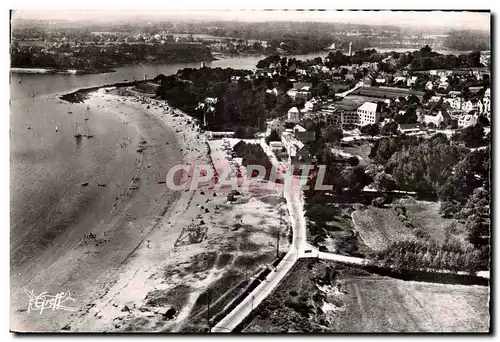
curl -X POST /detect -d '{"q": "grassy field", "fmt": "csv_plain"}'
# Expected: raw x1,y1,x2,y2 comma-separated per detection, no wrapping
242,260,490,333
395,198,470,246
339,141,373,166
351,207,415,251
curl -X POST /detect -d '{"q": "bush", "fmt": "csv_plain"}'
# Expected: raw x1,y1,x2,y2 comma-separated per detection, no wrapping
394,205,406,216
372,197,386,208
440,201,460,218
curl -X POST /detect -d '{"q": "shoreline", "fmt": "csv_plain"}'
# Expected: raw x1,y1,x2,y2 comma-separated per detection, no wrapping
10,56,217,76
10,87,187,332
10,67,117,75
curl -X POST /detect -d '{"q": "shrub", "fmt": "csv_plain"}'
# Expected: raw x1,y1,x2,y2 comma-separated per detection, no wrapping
372,197,386,208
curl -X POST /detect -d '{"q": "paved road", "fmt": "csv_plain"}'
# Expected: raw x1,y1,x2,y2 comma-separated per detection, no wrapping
211,140,489,333
211,141,363,332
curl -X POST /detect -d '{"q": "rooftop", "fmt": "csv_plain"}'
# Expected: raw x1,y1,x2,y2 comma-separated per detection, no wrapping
358,101,378,112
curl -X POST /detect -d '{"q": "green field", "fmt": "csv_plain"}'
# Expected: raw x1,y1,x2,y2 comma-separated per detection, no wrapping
242,260,490,333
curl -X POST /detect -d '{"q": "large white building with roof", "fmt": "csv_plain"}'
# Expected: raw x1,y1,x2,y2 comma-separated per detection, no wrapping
357,102,379,126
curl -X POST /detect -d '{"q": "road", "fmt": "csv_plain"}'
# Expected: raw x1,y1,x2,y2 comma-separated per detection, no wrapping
211,141,363,332
211,140,489,333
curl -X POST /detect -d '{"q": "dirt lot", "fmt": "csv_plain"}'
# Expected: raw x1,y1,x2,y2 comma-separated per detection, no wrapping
242,260,490,333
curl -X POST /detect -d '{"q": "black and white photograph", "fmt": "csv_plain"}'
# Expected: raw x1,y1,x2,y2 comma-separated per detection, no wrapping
9,8,491,333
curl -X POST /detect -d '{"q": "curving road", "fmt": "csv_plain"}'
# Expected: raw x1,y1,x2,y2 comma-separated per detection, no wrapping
211,141,364,333
211,139,489,333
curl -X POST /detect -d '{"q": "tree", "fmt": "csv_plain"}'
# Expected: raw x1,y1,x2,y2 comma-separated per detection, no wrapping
477,115,490,127
380,121,398,136
452,124,485,148
323,127,343,145
348,156,360,167
266,129,281,144
372,197,386,208
342,165,371,193
423,90,435,103
373,171,396,192
420,45,433,57
360,123,380,137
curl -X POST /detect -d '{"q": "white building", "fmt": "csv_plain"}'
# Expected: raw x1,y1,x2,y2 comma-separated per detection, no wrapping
425,81,434,90
429,96,442,103
287,107,301,124
266,87,279,96
463,100,478,113
445,97,463,110
482,97,491,115
407,76,418,87
423,111,445,127
286,89,298,99
357,102,379,126
485,88,491,98
458,114,478,128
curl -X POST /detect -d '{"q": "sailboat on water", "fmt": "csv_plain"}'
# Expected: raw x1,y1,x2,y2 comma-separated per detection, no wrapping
74,123,82,139
86,126,94,138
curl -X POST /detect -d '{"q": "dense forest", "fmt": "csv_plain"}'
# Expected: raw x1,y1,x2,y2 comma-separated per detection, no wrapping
154,67,298,133
10,42,214,71
443,30,491,51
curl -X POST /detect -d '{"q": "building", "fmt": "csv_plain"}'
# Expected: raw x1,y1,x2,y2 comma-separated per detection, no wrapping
357,102,379,126
281,131,311,164
429,96,442,103
294,124,316,142
269,141,287,158
458,114,478,128
342,111,360,128
422,111,445,127
482,97,491,115
425,81,434,90
304,98,321,112
446,97,463,110
485,88,491,98
463,100,478,113
267,119,286,135
287,107,301,124
398,123,425,134
266,88,279,96
407,76,418,87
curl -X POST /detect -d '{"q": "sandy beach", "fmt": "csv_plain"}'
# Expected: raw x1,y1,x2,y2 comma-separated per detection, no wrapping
11,87,290,332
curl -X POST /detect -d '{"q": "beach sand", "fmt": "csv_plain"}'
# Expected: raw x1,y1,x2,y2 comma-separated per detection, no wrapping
11,88,290,332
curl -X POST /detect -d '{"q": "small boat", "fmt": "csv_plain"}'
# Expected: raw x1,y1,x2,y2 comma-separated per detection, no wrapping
97,183,107,187
74,123,82,139
86,127,94,138
18,78,21,84
27,126,31,130
68,111,73,114
56,126,59,132
81,182,89,187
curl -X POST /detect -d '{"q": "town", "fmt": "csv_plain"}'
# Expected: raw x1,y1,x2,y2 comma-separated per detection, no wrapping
10,10,491,334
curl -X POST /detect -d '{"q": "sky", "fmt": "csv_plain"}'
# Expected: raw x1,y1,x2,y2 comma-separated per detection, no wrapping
12,10,491,32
